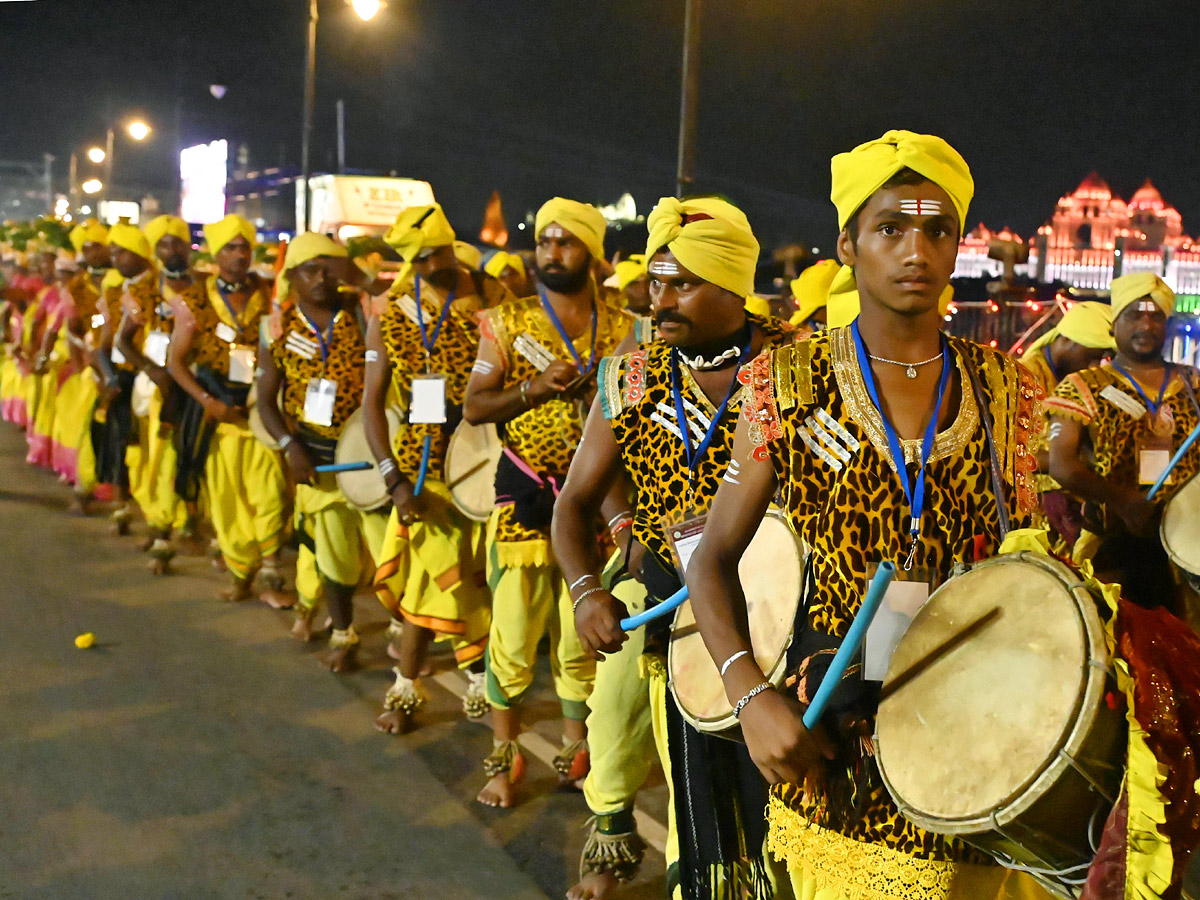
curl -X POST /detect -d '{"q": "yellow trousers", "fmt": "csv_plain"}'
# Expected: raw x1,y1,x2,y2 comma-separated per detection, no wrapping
484,513,595,717
374,480,491,667
126,389,188,532
294,474,388,602
26,365,60,466
205,423,287,581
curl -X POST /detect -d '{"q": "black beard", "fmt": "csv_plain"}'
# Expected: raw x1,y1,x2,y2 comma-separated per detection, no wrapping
161,256,190,277
536,263,590,294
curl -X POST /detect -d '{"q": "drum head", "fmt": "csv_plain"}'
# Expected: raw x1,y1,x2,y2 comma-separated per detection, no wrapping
131,372,155,419
335,406,401,510
246,383,282,451
444,421,501,522
876,555,1090,823
669,512,804,732
1161,473,1200,576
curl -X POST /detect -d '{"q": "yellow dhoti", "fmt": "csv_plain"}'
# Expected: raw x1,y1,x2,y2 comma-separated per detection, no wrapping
294,473,388,600
204,422,287,581
125,387,188,532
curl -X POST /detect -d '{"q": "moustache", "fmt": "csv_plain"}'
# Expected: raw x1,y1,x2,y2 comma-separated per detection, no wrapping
654,312,691,326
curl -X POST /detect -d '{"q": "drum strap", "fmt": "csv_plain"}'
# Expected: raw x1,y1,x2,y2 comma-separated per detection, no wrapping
964,355,1010,541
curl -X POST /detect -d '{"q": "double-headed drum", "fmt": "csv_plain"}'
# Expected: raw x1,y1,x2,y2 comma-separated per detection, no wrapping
875,552,1125,896
444,420,502,522
668,511,805,736
335,406,402,511
1161,472,1200,592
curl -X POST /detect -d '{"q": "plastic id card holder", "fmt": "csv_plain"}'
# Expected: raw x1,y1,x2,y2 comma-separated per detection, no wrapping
863,562,931,682
409,374,447,424
664,512,707,582
215,321,238,344
143,331,170,367
303,378,337,427
1137,432,1173,485
228,345,256,384
110,345,126,366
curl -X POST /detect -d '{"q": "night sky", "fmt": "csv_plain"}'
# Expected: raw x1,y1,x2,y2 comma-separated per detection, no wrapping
1,0,1196,249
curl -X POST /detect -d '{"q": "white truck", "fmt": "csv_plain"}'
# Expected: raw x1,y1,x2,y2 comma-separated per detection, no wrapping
299,174,435,240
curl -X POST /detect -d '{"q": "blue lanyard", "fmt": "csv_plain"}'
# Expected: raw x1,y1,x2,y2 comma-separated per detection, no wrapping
670,339,754,475
297,307,340,368
1109,360,1172,416
414,277,455,357
1042,346,1060,383
538,286,598,373
214,281,249,341
851,321,953,569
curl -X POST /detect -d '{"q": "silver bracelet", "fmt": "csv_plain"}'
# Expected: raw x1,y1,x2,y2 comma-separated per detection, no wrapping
607,510,634,530
571,585,604,612
719,650,750,677
377,457,398,478
277,434,295,451
568,573,597,592
733,681,772,719
519,380,531,407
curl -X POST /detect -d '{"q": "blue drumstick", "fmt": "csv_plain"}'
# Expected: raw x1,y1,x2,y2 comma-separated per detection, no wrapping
1148,418,1200,499
413,434,433,497
802,561,896,730
621,585,688,631
315,461,373,473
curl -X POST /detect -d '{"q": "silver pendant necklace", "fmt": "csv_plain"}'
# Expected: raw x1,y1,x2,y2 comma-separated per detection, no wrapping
867,350,944,379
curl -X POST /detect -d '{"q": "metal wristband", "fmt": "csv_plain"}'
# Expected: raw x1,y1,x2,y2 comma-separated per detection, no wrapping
277,434,295,451
571,585,605,613
719,649,750,677
377,457,399,478
733,681,772,719
519,379,531,407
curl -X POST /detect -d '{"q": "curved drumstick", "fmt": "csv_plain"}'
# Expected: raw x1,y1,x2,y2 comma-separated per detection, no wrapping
315,461,373,473
413,434,433,497
1148,418,1200,499
802,561,896,730
620,585,688,631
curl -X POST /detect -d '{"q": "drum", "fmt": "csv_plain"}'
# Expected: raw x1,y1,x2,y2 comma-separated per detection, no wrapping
443,420,502,522
668,511,805,736
246,382,283,451
335,406,402,510
1161,471,1200,592
875,552,1125,896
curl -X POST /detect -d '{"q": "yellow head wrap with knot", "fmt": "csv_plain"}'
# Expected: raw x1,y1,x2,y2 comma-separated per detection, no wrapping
454,240,482,270
203,214,256,255
790,259,839,326
535,197,606,262
484,251,525,279
384,204,456,262
108,223,152,260
613,254,647,291
70,219,109,253
644,196,760,299
101,268,125,292
827,130,974,328
1110,272,1175,320
277,232,348,301
1023,301,1115,358
145,215,191,250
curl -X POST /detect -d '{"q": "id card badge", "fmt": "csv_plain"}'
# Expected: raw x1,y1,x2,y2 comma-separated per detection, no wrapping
228,345,256,384
409,374,447,424
90,313,105,330
110,345,126,365
143,330,170,367
863,563,931,682
303,377,337,427
664,512,708,581
1137,432,1173,485
215,321,238,344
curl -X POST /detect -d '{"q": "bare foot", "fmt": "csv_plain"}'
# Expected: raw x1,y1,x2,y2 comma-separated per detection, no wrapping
260,588,294,610
69,495,92,515
219,579,254,602
373,709,413,735
567,872,621,900
291,614,315,642
386,640,402,660
476,771,520,808
322,644,358,673
147,556,171,576
211,555,227,572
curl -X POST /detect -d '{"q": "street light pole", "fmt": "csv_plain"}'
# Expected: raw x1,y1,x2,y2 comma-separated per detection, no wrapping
301,0,319,232
102,127,115,216
675,0,701,198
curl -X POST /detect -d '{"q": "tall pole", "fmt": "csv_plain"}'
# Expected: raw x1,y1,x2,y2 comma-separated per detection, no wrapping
68,152,79,214
301,0,318,232
102,127,115,217
336,98,346,174
675,0,701,198
42,154,54,213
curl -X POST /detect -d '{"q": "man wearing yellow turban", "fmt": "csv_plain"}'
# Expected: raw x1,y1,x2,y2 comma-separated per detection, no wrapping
168,212,288,604
1047,271,1200,612
789,258,839,336
365,205,513,725
484,250,530,298
464,195,633,809
551,194,795,899
686,131,1055,900
144,215,194,295
453,240,482,271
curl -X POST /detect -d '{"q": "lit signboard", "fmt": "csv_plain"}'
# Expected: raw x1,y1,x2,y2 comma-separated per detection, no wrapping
180,140,228,224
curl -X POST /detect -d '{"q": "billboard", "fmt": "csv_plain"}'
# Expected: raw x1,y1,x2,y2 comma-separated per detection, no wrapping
180,140,228,224
302,174,435,237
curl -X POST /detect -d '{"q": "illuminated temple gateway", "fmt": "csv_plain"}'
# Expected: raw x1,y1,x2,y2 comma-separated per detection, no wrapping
1047,173,1186,251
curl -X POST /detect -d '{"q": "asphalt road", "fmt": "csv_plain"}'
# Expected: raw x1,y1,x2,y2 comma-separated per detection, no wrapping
0,423,669,900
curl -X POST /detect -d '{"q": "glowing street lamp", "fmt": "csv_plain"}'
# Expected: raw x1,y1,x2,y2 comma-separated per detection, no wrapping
126,120,151,142
81,179,104,195
87,146,106,164
350,0,384,21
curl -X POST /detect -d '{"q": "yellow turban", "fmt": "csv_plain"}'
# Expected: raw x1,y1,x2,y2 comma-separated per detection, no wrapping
383,204,456,263
1023,301,1115,357
69,219,109,253
454,240,483,270
277,232,348,301
484,251,525,279
145,214,191,250
1110,272,1175,320
644,196,760,299
827,130,974,328
101,268,125,292
789,259,839,326
535,197,606,262
108,223,152,260
203,214,256,255
613,254,647,291
744,295,771,318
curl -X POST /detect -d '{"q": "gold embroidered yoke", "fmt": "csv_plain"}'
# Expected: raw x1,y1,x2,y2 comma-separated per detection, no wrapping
180,273,271,377
481,292,636,544
378,273,507,479
742,326,1041,862
268,305,365,441
65,271,102,342
1046,362,1200,494
600,313,793,568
